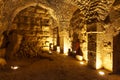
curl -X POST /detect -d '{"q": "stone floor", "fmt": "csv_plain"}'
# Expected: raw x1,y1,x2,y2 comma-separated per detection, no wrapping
0,52,120,80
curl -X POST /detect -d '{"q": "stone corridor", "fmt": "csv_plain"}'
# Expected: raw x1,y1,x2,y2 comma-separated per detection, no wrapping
1,0,120,79
0,52,119,80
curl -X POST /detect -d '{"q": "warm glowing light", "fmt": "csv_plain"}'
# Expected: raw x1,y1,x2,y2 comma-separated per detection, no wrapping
63,34,71,54
49,51,52,54
64,53,68,56
73,51,76,54
80,61,85,65
96,52,102,69
57,46,60,53
98,71,105,76
42,47,49,51
47,37,52,43
76,55,83,61
51,44,53,49
64,47,68,54
11,66,19,70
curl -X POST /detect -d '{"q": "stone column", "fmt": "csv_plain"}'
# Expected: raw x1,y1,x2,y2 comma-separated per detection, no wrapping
87,23,104,69
60,30,71,54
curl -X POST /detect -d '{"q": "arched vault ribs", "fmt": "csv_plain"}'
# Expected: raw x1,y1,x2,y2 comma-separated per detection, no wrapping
69,0,114,69
70,0,114,25
11,2,57,26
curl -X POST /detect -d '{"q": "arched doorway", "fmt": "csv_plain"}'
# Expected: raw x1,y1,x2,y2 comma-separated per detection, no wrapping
5,5,56,59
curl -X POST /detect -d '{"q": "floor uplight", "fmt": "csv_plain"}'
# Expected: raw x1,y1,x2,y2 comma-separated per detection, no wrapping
80,61,85,65
98,71,105,76
11,66,19,70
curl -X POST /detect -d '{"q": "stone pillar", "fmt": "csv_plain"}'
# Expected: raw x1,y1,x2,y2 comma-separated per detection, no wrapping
59,20,71,54
96,33,104,69
87,23,103,69
59,30,71,54
87,33,97,68
59,32,64,53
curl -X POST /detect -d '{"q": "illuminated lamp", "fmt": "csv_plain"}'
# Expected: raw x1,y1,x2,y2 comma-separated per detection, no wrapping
80,61,85,65
11,66,19,70
98,70,105,76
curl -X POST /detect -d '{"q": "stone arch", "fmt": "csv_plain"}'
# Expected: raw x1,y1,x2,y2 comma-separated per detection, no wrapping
0,1,59,59
11,2,57,27
70,8,87,60
0,1,58,34
7,3,58,58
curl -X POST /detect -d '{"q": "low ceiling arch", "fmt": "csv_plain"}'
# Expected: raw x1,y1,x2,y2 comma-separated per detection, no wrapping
11,2,57,23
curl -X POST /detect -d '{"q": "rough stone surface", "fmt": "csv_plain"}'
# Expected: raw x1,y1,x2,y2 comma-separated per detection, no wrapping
0,0,120,74
0,58,7,66
11,6,52,57
5,32,23,59
0,48,6,58
0,53,111,80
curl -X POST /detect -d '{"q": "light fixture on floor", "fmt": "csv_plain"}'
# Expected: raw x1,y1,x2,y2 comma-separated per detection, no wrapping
80,61,85,65
63,53,68,56
11,66,19,70
98,71,105,76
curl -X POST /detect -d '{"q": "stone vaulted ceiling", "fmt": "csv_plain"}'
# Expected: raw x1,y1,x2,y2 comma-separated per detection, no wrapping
0,0,119,34
69,0,115,30
0,0,77,34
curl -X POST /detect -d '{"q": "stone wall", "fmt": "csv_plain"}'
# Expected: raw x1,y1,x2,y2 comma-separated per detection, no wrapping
0,0,120,72
11,6,52,58
69,1,120,72
101,4,120,71
70,8,88,60
0,0,77,35
0,0,77,59
0,5,54,59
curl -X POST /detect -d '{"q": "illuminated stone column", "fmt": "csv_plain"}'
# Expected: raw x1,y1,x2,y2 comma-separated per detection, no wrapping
59,32,64,53
87,23,104,69
63,31,71,55
96,33,104,69
59,29,71,55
